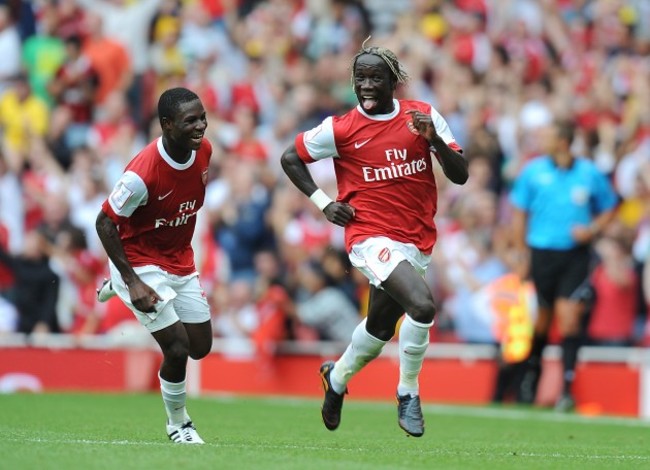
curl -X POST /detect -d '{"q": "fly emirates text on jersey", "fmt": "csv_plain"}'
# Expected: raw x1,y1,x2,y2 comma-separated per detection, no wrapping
155,200,198,228
361,148,427,183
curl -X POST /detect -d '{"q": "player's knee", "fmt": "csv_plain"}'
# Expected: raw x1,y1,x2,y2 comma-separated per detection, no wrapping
164,340,190,365
408,298,436,324
366,323,395,342
189,337,212,360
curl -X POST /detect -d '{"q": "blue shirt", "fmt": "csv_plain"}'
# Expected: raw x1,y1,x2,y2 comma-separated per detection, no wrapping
510,156,618,250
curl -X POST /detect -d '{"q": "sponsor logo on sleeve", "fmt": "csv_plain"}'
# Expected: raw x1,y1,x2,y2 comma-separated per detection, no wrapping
110,182,133,210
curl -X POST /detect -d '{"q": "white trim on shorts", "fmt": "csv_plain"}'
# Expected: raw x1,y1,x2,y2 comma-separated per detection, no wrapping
108,263,211,333
348,236,431,288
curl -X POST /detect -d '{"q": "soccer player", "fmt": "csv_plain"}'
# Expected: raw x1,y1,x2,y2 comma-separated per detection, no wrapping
510,120,618,412
96,87,212,444
280,41,468,437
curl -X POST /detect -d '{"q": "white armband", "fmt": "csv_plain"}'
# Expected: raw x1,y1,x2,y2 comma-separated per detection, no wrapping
309,189,333,211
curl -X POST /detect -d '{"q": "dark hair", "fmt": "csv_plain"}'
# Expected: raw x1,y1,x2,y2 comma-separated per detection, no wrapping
350,37,409,89
555,120,576,145
157,87,200,126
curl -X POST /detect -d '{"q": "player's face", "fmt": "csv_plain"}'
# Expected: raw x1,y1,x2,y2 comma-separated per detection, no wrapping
167,99,208,151
353,54,395,115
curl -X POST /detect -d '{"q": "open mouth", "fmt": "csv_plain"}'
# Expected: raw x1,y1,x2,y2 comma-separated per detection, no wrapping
191,133,204,144
361,96,378,111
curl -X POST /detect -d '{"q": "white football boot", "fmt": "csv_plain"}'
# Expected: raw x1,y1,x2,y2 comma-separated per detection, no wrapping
166,421,205,445
96,278,117,302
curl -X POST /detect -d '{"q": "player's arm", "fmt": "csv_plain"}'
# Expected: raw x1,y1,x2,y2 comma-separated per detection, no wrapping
95,210,160,313
429,135,468,185
280,144,354,227
406,109,468,185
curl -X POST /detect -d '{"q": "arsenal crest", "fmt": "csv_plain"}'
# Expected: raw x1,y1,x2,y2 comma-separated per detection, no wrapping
378,247,391,263
406,121,420,135
201,168,208,185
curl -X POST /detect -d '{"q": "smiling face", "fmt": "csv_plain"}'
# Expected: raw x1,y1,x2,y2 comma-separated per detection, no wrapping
162,99,207,154
353,53,396,115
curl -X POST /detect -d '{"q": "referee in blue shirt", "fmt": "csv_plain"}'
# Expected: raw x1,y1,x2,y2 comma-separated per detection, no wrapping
510,120,618,412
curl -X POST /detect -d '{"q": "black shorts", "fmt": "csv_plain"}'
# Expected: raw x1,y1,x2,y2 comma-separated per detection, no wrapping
530,246,591,309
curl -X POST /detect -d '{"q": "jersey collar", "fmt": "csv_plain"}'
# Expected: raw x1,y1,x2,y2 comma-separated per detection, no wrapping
157,137,196,170
356,99,400,121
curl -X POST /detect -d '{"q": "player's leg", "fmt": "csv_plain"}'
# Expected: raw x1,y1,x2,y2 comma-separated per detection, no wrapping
173,275,213,360
381,260,435,437
105,266,205,443
554,246,591,412
152,319,204,444
331,285,403,390
320,287,400,431
183,321,212,360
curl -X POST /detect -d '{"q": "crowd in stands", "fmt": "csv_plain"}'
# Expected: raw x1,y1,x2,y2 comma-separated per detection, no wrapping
0,0,648,353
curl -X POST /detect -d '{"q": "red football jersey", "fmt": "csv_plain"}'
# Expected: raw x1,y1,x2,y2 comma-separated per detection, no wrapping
102,137,212,275
295,99,462,254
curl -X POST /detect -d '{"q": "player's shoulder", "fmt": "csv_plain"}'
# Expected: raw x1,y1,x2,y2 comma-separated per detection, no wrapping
398,99,431,113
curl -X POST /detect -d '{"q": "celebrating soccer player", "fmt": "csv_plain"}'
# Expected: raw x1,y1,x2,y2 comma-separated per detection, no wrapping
280,40,468,437
96,87,213,444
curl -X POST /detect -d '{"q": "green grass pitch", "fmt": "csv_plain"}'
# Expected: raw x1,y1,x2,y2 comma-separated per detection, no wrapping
0,393,648,469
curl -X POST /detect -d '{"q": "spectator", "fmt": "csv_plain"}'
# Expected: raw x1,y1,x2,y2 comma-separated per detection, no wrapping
0,229,59,334
0,4,21,97
49,226,105,336
149,15,186,100
76,0,162,127
210,160,274,281
587,235,639,346
293,259,359,342
48,34,98,151
20,8,66,106
212,278,259,353
81,12,132,106
0,73,49,171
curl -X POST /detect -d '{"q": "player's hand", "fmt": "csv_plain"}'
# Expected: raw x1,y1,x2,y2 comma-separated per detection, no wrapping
323,202,355,227
127,279,163,313
405,109,438,142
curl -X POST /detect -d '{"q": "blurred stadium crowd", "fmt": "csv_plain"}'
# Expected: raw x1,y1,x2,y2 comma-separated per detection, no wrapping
0,0,648,352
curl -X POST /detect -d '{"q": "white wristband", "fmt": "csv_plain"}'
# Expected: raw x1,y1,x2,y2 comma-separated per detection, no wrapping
309,189,333,211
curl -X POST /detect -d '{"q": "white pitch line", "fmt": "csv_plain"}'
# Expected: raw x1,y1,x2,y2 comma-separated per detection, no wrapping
3,437,650,461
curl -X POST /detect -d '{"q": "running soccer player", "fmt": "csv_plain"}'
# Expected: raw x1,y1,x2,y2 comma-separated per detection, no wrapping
96,87,212,444
280,40,468,437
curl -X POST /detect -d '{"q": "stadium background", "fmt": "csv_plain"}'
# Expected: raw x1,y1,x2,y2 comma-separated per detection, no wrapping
0,0,649,417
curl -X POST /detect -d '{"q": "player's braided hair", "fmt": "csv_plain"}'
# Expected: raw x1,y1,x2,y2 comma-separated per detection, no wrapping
350,37,410,90
158,87,200,126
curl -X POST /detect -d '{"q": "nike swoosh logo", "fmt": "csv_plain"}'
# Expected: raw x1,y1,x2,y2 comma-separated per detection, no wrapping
354,138,372,149
158,190,173,200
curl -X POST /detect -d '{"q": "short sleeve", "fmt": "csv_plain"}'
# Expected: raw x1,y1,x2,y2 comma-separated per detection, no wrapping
295,116,338,163
510,165,533,211
106,170,148,218
591,167,619,213
430,107,461,152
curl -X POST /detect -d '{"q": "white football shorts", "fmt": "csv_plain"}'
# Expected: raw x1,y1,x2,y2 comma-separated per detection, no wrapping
109,263,211,333
348,236,431,288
